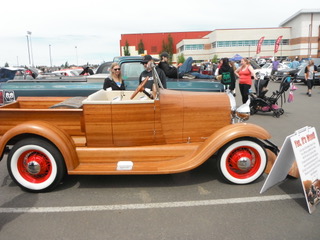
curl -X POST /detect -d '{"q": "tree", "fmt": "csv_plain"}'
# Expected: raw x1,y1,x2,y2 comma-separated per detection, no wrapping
160,34,174,63
4,62,9,67
177,54,185,64
212,55,219,64
138,39,145,55
124,40,130,56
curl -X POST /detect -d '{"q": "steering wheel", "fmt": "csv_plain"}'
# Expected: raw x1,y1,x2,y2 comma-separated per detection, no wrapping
130,77,149,99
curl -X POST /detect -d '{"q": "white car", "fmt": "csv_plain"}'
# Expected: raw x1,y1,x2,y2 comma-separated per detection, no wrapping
254,63,290,77
52,69,80,76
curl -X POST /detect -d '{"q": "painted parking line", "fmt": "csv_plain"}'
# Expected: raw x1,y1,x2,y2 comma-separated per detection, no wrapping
0,194,304,214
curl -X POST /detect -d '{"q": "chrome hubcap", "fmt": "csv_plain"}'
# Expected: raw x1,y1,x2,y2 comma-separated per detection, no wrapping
27,161,41,175
237,157,252,171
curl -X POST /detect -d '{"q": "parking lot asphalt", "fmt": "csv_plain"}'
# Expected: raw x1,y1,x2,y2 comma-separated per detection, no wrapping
0,80,320,240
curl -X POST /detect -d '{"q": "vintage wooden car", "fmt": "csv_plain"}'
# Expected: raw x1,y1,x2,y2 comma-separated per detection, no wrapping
0,67,278,192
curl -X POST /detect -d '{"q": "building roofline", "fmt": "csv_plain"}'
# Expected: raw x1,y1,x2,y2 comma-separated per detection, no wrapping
121,30,212,36
279,9,320,26
212,27,290,31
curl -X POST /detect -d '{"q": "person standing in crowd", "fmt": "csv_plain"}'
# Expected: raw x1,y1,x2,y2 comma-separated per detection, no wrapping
289,57,300,69
139,55,167,90
304,59,318,97
235,58,257,103
271,57,280,78
103,62,125,90
218,58,236,96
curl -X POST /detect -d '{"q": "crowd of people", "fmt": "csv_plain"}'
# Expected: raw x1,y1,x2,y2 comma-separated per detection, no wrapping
103,53,318,102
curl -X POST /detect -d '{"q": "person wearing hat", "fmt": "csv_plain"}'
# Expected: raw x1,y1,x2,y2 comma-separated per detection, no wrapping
139,55,167,92
158,52,213,79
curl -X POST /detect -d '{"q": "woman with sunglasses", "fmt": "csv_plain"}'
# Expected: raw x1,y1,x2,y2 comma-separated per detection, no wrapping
103,63,125,90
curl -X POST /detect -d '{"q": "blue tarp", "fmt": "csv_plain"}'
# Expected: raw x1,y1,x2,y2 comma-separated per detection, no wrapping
229,54,243,61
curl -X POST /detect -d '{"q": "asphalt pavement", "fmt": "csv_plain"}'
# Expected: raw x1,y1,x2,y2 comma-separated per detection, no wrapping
0,80,320,240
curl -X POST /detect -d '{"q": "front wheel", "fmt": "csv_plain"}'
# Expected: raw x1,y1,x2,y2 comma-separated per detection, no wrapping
7,138,66,192
217,138,267,184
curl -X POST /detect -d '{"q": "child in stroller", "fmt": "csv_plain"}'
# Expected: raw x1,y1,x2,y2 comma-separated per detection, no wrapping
250,72,293,118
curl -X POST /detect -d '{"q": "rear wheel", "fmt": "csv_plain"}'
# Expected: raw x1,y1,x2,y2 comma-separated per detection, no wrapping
217,138,267,184
7,138,66,192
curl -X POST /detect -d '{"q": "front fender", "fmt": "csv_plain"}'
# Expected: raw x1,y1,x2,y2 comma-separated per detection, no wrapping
197,122,271,154
0,121,79,170
166,123,273,172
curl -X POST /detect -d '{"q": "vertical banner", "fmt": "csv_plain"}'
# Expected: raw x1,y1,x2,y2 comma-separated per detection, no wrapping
256,36,265,54
274,36,283,53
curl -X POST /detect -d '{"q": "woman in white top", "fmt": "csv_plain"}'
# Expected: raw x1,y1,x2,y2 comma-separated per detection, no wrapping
304,60,318,97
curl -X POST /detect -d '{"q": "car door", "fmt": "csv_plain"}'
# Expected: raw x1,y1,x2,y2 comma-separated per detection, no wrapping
111,101,155,146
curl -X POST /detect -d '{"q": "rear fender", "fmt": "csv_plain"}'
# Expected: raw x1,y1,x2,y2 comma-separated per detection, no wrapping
0,121,79,170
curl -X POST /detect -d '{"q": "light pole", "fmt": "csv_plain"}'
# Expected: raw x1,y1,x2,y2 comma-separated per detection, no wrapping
26,34,31,65
27,31,34,66
75,46,78,66
49,44,52,67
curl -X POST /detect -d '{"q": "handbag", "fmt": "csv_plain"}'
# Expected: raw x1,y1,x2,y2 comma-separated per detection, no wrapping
288,91,294,103
290,83,298,91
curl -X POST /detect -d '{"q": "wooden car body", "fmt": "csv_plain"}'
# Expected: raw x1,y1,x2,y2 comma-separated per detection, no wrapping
0,67,278,192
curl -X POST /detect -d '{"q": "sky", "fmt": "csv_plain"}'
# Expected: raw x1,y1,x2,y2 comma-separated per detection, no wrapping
1,0,319,67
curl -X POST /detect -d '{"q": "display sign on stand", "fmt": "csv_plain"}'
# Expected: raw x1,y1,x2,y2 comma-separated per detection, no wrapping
261,126,320,214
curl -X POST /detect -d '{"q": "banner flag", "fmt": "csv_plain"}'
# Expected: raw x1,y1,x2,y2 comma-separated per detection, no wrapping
274,36,283,53
256,37,265,54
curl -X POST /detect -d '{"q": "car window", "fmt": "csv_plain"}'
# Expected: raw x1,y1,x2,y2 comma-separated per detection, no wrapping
121,62,145,81
262,63,271,69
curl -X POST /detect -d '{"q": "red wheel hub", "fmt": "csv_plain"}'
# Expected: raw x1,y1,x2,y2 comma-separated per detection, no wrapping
226,147,261,179
17,150,52,183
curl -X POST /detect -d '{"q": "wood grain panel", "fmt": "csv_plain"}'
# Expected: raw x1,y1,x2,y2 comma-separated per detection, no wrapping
159,89,184,144
83,104,113,147
112,103,155,146
75,143,198,163
181,91,230,142
0,110,83,136
17,96,69,109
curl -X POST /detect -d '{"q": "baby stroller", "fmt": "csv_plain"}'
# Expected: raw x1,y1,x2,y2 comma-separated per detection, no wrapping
250,73,292,118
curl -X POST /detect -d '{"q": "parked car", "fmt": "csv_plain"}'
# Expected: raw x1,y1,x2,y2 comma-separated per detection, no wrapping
52,68,81,76
294,58,320,84
0,56,224,98
95,61,112,74
0,66,278,192
254,62,291,79
0,67,27,82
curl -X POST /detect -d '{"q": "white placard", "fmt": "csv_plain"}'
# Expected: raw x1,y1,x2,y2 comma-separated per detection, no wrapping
261,126,320,214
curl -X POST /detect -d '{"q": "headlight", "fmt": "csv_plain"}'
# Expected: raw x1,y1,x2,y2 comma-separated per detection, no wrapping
232,99,251,122
236,103,250,121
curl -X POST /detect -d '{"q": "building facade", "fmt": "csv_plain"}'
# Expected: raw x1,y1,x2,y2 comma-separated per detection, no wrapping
120,9,320,62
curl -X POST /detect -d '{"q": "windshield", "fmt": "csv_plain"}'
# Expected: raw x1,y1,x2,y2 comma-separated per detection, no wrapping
121,62,144,81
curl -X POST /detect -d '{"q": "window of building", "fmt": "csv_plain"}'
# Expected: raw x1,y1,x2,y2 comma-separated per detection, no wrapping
184,44,204,50
212,39,289,48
